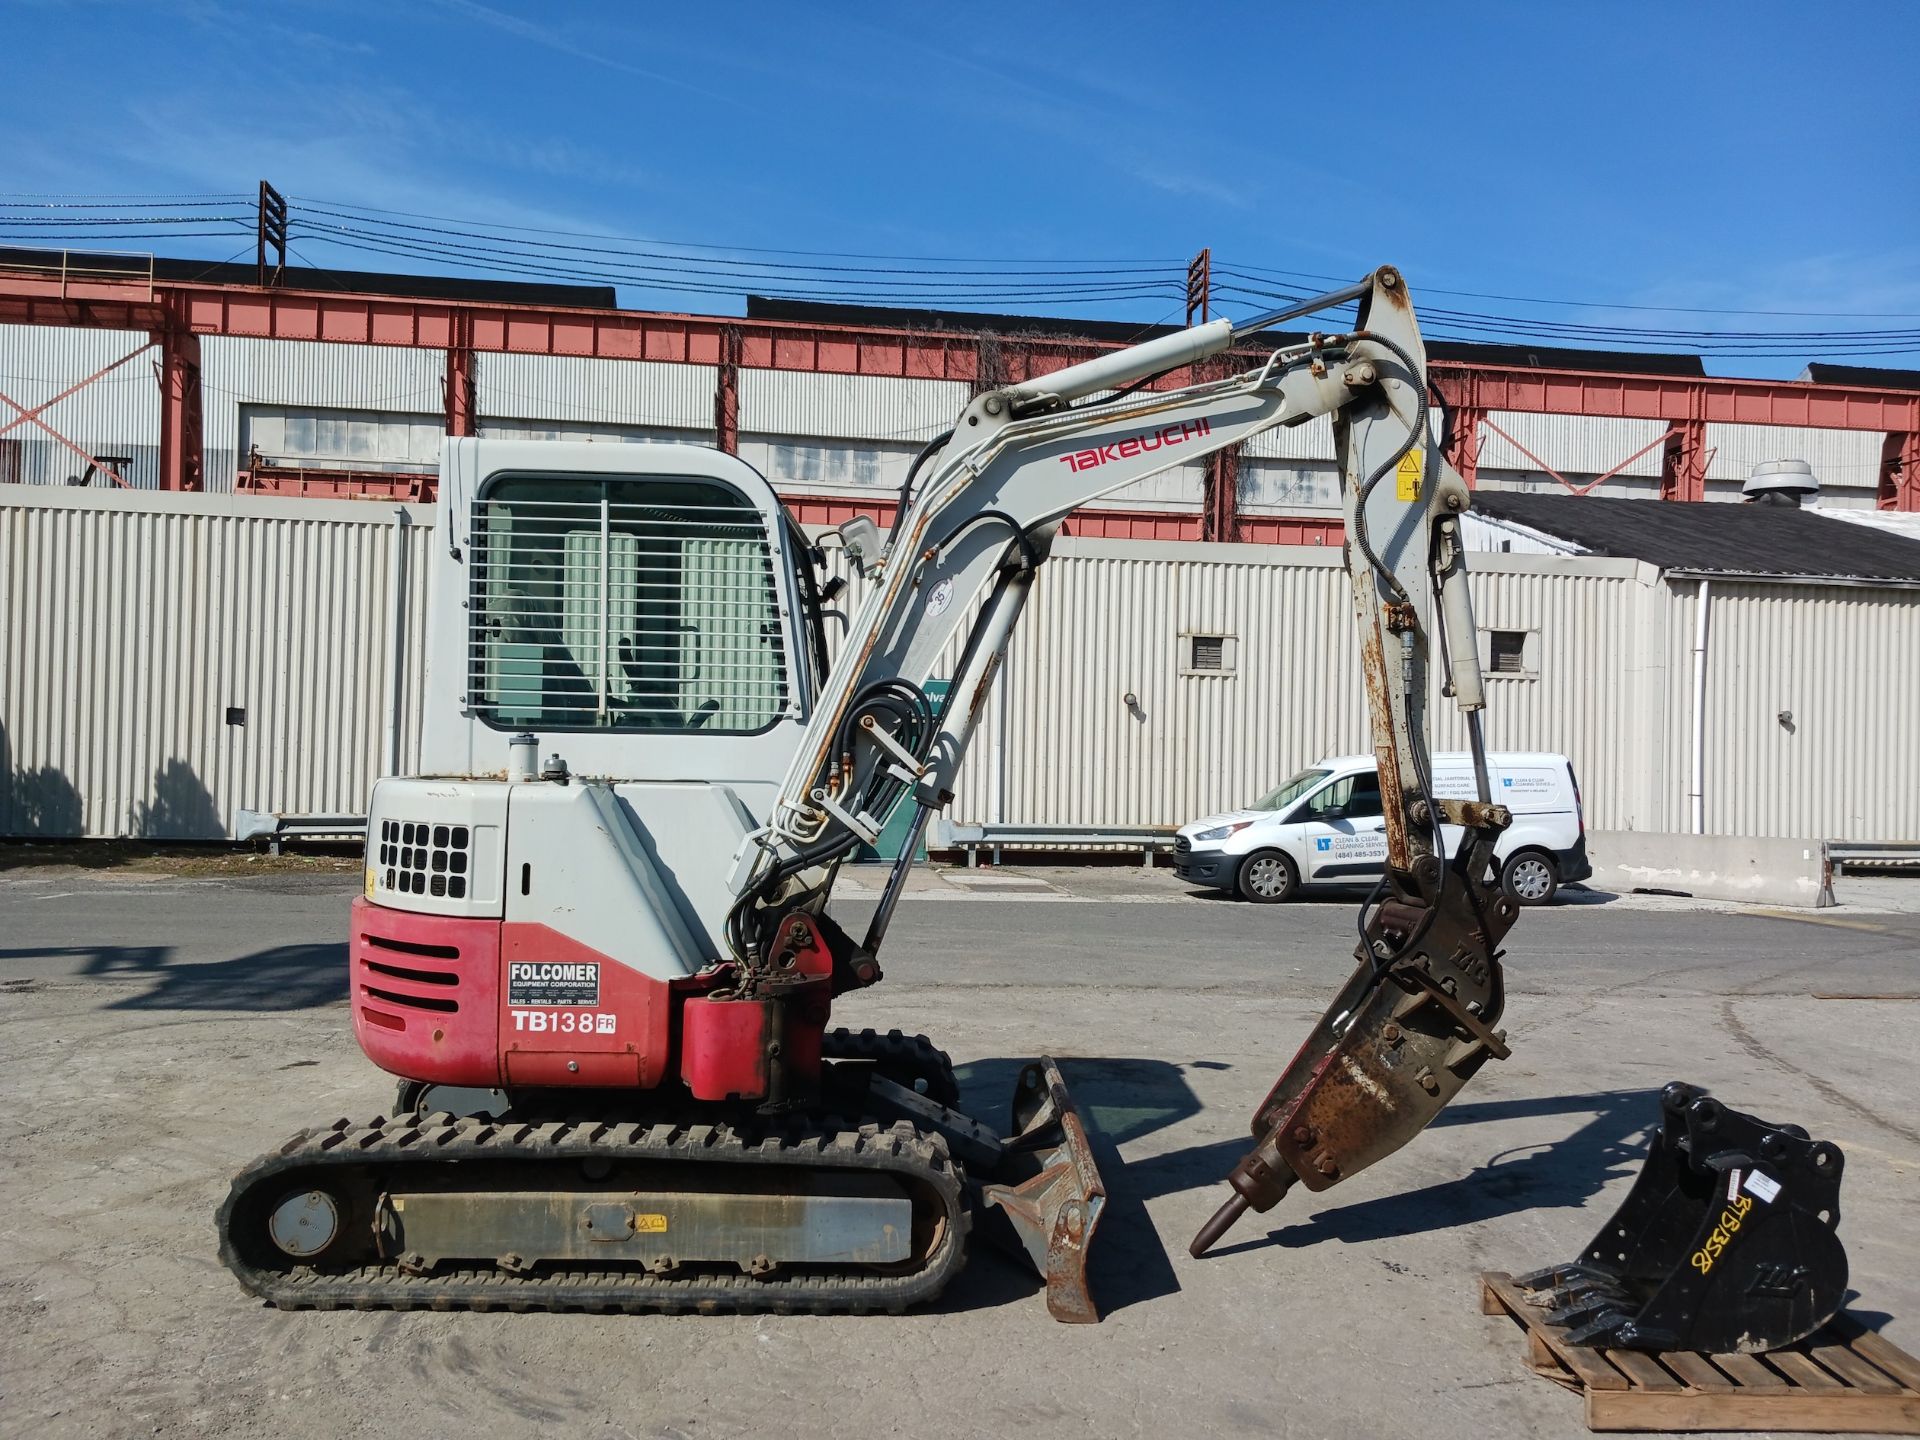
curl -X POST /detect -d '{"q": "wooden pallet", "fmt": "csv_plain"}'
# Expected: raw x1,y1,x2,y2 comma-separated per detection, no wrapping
1481,1270,1920,1433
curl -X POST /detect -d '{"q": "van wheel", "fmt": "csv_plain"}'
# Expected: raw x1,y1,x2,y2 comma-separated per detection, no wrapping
1237,850,1299,903
1501,849,1559,906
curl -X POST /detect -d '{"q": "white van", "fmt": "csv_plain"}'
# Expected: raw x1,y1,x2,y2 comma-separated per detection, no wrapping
1173,752,1590,905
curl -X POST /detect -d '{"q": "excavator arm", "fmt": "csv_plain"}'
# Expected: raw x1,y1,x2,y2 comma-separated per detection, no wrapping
724,267,1519,1255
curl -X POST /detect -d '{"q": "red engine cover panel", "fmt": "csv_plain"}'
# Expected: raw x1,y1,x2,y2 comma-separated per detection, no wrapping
681,996,772,1101
350,897,502,1086
498,922,672,1090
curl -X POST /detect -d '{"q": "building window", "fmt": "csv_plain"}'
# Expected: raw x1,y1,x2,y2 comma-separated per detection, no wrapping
467,473,789,732
1181,632,1238,676
1484,628,1537,679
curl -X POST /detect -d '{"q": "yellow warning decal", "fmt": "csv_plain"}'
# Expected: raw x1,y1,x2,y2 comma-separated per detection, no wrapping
1396,450,1424,502
634,1213,668,1233
364,866,377,900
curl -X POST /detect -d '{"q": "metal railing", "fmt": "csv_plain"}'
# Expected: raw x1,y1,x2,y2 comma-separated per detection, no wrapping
0,246,156,301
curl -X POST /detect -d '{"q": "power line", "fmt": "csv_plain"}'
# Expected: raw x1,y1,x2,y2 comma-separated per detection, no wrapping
1223,259,1920,322
1,190,1914,360
289,194,1182,266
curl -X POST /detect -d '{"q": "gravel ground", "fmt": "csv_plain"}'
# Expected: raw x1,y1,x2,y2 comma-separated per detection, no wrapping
1,862,1915,1439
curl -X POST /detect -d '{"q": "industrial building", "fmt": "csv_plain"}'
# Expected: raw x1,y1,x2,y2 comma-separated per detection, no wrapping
2,251,1918,848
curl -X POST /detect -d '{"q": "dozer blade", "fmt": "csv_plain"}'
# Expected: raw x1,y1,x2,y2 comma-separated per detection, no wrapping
1516,1082,1849,1354
980,1057,1108,1323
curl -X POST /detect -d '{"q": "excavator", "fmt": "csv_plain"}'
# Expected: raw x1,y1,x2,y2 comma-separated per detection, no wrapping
212,266,1516,1320
215,266,1848,1342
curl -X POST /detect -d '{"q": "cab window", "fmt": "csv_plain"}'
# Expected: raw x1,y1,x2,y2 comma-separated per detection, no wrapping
468,473,790,733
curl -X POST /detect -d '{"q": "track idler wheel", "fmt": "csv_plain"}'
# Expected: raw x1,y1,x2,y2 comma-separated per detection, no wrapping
1517,1082,1849,1354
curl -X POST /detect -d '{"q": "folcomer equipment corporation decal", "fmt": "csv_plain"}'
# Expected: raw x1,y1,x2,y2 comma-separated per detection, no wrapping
508,961,601,1006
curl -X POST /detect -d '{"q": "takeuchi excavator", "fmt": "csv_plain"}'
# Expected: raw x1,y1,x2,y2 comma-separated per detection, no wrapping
217,267,1526,1323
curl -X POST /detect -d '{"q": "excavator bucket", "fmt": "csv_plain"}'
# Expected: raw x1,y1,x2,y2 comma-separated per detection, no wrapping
981,1057,1108,1323
1517,1082,1848,1353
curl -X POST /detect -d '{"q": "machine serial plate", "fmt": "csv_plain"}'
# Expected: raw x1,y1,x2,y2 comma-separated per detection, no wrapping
508,961,600,1006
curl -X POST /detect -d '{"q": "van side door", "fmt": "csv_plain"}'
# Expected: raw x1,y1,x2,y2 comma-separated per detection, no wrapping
1299,771,1388,883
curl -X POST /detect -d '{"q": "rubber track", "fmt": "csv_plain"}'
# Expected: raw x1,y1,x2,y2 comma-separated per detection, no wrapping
217,1113,967,1315
822,1027,960,1109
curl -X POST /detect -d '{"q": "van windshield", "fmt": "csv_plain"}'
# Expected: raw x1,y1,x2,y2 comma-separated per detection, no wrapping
1252,769,1332,812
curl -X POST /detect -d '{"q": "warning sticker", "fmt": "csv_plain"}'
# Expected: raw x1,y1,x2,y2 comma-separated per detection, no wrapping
508,960,601,1006
1396,451,1423,502
635,1213,668,1234
1743,1170,1782,1205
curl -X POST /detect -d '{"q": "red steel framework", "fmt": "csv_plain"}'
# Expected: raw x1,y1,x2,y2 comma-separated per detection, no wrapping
2,263,1917,526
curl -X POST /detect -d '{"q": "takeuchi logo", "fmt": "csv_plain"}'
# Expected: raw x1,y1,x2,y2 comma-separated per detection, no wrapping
1058,417,1212,473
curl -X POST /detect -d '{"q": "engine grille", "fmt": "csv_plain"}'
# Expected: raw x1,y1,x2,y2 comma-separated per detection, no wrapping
378,819,471,900
1174,836,1192,857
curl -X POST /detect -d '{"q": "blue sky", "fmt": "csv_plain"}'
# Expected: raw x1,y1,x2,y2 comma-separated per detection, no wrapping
3,1,1917,376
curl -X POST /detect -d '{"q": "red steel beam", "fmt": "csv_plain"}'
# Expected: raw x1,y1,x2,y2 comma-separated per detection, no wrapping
18,263,1914,521
4,268,1919,456
1431,366,1920,434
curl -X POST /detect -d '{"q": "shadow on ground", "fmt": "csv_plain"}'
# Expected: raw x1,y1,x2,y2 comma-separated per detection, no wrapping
1195,1088,1656,1259
0,942,348,1010
947,1055,1203,1317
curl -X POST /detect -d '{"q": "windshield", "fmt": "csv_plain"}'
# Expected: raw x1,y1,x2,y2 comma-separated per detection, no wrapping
1252,768,1331,813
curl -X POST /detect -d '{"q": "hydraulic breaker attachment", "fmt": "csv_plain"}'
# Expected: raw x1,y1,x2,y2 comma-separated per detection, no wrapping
1516,1082,1848,1354
1192,820,1518,1256
981,1057,1108,1323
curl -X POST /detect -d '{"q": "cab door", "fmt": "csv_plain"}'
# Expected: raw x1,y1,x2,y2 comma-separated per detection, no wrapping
1299,771,1388,883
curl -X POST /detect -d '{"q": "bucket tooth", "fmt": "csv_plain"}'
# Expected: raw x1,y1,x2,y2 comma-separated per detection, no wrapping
980,1056,1108,1324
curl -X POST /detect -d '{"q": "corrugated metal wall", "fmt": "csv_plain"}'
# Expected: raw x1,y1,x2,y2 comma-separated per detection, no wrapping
5,487,1915,845
0,323,1895,506
201,337,446,492
1704,422,1884,488
479,353,714,430
943,546,1666,835
1478,412,1670,478
1664,578,1920,839
1427,562,1665,830
742,370,966,444
0,324,161,489
0,487,432,838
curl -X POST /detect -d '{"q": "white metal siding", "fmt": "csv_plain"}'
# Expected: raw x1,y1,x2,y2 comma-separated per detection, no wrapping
1477,411,1670,479
741,434,921,496
0,487,433,837
945,546,1665,836
201,338,446,493
0,323,162,488
1428,565,1664,832
244,405,448,471
478,353,714,431
6,490,1915,846
1665,579,1920,839
742,370,967,443
1241,414,1335,461
1704,423,1883,493
1238,457,1339,512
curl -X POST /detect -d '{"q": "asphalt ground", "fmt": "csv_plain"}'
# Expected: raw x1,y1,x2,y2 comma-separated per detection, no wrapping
2,861,1917,1439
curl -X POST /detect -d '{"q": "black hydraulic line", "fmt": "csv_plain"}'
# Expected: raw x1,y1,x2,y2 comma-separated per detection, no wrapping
928,510,1039,571
1343,329,1430,609
1233,279,1373,337
861,801,934,954
886,429,954,545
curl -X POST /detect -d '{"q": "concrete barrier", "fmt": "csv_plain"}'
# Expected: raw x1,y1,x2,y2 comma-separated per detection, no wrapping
1588,831,1834,908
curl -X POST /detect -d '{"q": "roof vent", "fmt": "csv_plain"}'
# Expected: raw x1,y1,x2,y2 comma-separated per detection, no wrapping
1743,458,1818,507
